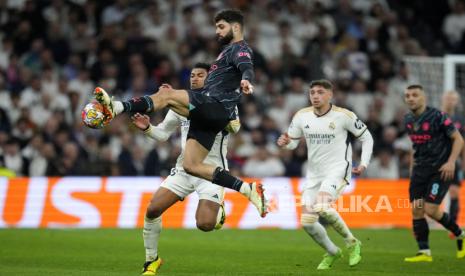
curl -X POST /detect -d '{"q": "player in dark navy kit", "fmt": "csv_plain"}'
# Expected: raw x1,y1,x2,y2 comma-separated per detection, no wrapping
441,90,465,231
403,85,465,262
91,10,268,220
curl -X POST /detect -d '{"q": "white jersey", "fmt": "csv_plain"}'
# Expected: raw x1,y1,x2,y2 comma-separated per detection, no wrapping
287,105,369,181
149,110,229,171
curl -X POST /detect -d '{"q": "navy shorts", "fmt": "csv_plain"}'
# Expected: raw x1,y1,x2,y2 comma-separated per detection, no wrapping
409,167,451,204
187,89,230,150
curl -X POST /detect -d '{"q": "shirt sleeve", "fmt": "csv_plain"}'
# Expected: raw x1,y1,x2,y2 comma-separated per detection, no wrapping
232,46,254,81
439,111,457,137
344,111,368,137
144,110,181,141
285,112,303,150
357,129,374,168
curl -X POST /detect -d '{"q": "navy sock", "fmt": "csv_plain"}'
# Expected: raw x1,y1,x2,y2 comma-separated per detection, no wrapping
212,167,243,191
449,198,459,223
413,218,429,250
122,96,154,113
437,213,462,236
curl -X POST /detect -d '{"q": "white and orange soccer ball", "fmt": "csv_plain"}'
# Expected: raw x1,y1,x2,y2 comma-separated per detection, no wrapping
81,102,107,129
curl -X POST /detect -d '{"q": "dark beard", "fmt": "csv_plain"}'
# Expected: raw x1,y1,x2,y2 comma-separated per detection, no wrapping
217,29,234,45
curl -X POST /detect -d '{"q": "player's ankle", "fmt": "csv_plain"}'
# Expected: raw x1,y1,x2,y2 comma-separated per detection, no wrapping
344,237,357,245
419,249,431,256
239,182,251,197
114,101,124,115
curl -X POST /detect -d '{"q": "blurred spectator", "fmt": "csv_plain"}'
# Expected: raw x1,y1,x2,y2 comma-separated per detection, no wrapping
284,77,308,114
442,0,465,51
47,142,88,176
0,138,30,176
267,94,291,132
0,107,11,133
366,148,399,179
242,146,285,177
345,79,372,121
0,0,459,179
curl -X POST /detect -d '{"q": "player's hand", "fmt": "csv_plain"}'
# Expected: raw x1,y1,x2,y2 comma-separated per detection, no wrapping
277,133,291,147
439,161,455,180
352,165,366,176
241,80,254,94
131,113,151,130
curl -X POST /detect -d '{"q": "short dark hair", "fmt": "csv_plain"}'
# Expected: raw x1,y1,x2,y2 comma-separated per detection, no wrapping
406,84,423,90
214,9,244,27
193,62,210,72
310,79,333,90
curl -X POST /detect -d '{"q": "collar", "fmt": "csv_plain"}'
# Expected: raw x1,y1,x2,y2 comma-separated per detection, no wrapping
314,104,332,117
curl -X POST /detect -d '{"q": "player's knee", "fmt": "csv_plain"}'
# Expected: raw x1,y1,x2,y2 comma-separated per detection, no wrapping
183,161,199,177
411,205,424,219
412,200,425,219
196,219,216,232
146,204,163,219
301,213,319,227
153,90,170,106
182,163,193,174
313,203,332,216
424,204,439,218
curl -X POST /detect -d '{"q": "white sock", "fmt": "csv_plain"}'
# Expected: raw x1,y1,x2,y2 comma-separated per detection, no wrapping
419,249,431,256
303,222,339,255
114,101,124,115
143,216,162,262
321,208,356,244
239,182,251,197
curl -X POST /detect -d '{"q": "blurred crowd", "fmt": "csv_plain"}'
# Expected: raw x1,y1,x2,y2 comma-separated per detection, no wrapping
0,0,464,178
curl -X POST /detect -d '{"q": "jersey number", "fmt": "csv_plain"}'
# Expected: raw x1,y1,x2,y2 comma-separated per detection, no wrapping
354,119,365,130
170,168,177,176
431,183,439,195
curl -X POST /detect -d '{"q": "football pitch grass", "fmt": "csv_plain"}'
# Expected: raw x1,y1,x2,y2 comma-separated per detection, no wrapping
0,228,463,275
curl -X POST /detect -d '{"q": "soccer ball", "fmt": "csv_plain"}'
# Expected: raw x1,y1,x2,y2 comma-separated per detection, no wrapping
81,102,107,129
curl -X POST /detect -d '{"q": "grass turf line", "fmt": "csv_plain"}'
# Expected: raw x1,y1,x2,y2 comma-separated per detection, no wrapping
0,228,463,275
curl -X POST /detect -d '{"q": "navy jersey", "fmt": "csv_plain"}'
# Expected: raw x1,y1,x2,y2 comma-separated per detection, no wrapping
404,106,457,169
204,40,254,118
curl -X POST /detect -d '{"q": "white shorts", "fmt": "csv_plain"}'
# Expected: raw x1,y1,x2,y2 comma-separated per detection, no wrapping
160,168,224,204
301,174,348,209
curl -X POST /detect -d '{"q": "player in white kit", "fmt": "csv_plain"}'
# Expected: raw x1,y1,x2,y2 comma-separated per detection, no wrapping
277,79,373,270
134,63,239,275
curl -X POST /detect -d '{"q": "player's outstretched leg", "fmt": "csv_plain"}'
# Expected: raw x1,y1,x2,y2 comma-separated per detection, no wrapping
314,196,361,266
301,213,341,270
93,85,188,123
94,87,155,124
